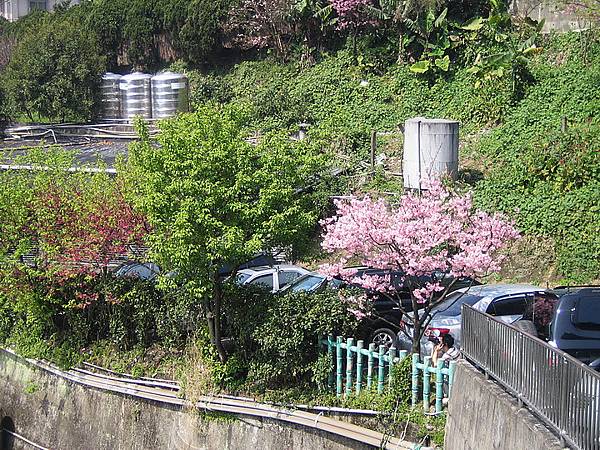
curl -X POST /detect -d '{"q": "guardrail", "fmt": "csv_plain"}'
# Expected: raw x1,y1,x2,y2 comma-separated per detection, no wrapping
321,335,456,413
461,305,600,450
1,348,417,450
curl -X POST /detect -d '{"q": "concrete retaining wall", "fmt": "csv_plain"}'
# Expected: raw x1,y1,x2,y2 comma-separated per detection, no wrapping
445,360,566,450
0,350,371,450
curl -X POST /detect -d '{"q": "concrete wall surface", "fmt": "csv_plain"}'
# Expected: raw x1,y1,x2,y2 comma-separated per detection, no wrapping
445,360,566,450
0,351,372,450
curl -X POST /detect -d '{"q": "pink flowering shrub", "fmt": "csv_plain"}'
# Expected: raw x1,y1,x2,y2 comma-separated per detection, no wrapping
330,0,376,30
320,178,520,352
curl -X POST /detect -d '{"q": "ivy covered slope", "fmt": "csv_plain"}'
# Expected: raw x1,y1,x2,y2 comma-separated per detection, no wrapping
473,34,600,281
174,31,599,282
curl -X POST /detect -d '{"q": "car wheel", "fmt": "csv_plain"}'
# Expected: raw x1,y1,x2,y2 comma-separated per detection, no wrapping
514,320,537,337
369,328,398,350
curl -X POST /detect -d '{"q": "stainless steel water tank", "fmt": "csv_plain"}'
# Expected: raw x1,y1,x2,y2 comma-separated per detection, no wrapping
120,72,152,119
402,118,459,190
100,73,122,120
151,72,189,119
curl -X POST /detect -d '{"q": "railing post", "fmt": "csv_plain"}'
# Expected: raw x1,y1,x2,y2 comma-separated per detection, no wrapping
388,347,397,386
336,336,343,397
435,359,444,413
377,345,385,394
327,335,334,388
423,356,431,412
448,360,456,396
345,338,354,397
367,343,375,391
411,353,419,407
356,340,364,395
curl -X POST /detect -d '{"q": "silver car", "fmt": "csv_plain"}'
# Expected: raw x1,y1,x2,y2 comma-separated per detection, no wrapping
398,284,547,354
235,264,310,293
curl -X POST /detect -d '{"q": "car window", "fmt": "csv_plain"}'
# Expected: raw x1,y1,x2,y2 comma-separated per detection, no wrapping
279,270,302,289
236,273,251,284
290,275,325,292
249,274,274,290
573,296,600,329
488,296,528,316
431,292,483,316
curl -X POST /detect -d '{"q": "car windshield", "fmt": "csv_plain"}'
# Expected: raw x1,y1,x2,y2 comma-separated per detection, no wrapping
289,274,326,292
431,292,483,317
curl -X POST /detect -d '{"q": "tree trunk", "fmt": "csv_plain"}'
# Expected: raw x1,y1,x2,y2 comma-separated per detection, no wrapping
397,30,404,64
207,278,227,362
411,315,421,356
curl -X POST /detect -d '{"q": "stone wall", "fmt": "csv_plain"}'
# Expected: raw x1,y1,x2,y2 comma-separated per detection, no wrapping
0,350,372,450
445,360,566,450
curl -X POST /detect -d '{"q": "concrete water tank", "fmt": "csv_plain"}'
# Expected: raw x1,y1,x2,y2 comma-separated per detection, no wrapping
120,72,152,119
99,73,122,120
402,118,459,190
151,72,189,119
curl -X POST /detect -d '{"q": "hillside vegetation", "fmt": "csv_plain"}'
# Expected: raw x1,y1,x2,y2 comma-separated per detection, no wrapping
173,31,599,282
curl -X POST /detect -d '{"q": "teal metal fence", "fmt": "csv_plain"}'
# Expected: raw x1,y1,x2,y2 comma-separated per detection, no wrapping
321,335,457,413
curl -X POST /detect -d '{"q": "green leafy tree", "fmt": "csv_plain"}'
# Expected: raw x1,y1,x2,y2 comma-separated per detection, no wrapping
126,104,333,361
3,14,105,122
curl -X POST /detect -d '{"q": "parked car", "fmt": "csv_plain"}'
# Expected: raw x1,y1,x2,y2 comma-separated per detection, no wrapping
398,284,558,354
114,261,161,281
548,286,600,365
235,265,310,293
282,268,480,348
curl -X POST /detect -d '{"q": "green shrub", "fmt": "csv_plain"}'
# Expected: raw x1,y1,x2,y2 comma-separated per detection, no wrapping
222,285,359,390
2,13,105,122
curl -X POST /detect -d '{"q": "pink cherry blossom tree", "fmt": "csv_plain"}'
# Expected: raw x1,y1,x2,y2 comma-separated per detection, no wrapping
320,179,520,354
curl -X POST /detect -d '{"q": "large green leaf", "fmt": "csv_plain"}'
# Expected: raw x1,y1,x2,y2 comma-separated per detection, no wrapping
410,60,431,73
434,55,450,71
461,17,485,31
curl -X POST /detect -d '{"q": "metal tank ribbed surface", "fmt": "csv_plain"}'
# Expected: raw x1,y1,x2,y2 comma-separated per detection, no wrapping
402,117,459,190
99,73,122,120
120,72,152,119
151,72,189,119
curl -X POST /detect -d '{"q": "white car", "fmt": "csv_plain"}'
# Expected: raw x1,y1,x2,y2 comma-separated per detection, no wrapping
235,265,310,293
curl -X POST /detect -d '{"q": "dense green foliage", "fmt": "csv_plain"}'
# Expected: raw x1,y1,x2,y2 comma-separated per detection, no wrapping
2,13,105,122
125,104,335,359
222,286,359,389
173,30,599,281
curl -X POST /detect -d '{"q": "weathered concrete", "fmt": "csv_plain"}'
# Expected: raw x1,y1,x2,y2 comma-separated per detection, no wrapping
445,360,566,450
509,0,592,33
0,351,373,450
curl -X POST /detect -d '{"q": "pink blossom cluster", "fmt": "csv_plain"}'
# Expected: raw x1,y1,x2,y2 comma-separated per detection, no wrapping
330,0,377,30
320,179,520,304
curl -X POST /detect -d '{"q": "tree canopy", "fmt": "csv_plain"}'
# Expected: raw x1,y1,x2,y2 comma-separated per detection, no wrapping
126,104,333,359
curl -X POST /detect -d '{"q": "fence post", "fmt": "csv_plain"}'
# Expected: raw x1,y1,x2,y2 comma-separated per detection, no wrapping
336,336,343,397
411,353,419,407
435,359,444,413
448,360,456,396
356,340,364,395
377,345,385,394
367,343,375,390
423,356,431,412
346,338,354,397
327,335,334,388
388,347,397,386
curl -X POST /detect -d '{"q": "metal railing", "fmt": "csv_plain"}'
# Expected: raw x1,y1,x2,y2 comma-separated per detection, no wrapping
461,305,600,450
321,336,457,413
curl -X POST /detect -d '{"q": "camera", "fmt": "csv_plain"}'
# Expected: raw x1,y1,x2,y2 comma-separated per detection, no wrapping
426,329,441,344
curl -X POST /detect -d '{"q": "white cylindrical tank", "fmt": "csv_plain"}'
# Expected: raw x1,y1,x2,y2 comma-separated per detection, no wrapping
99,72,122,120
120,72,152,120
151,72,189,119
402,117,459,190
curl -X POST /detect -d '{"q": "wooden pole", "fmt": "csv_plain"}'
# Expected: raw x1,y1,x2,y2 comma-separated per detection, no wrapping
367,343,375,391
345,338,354,397
336,336,343,397
370,130,376,168
377,345,385,394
